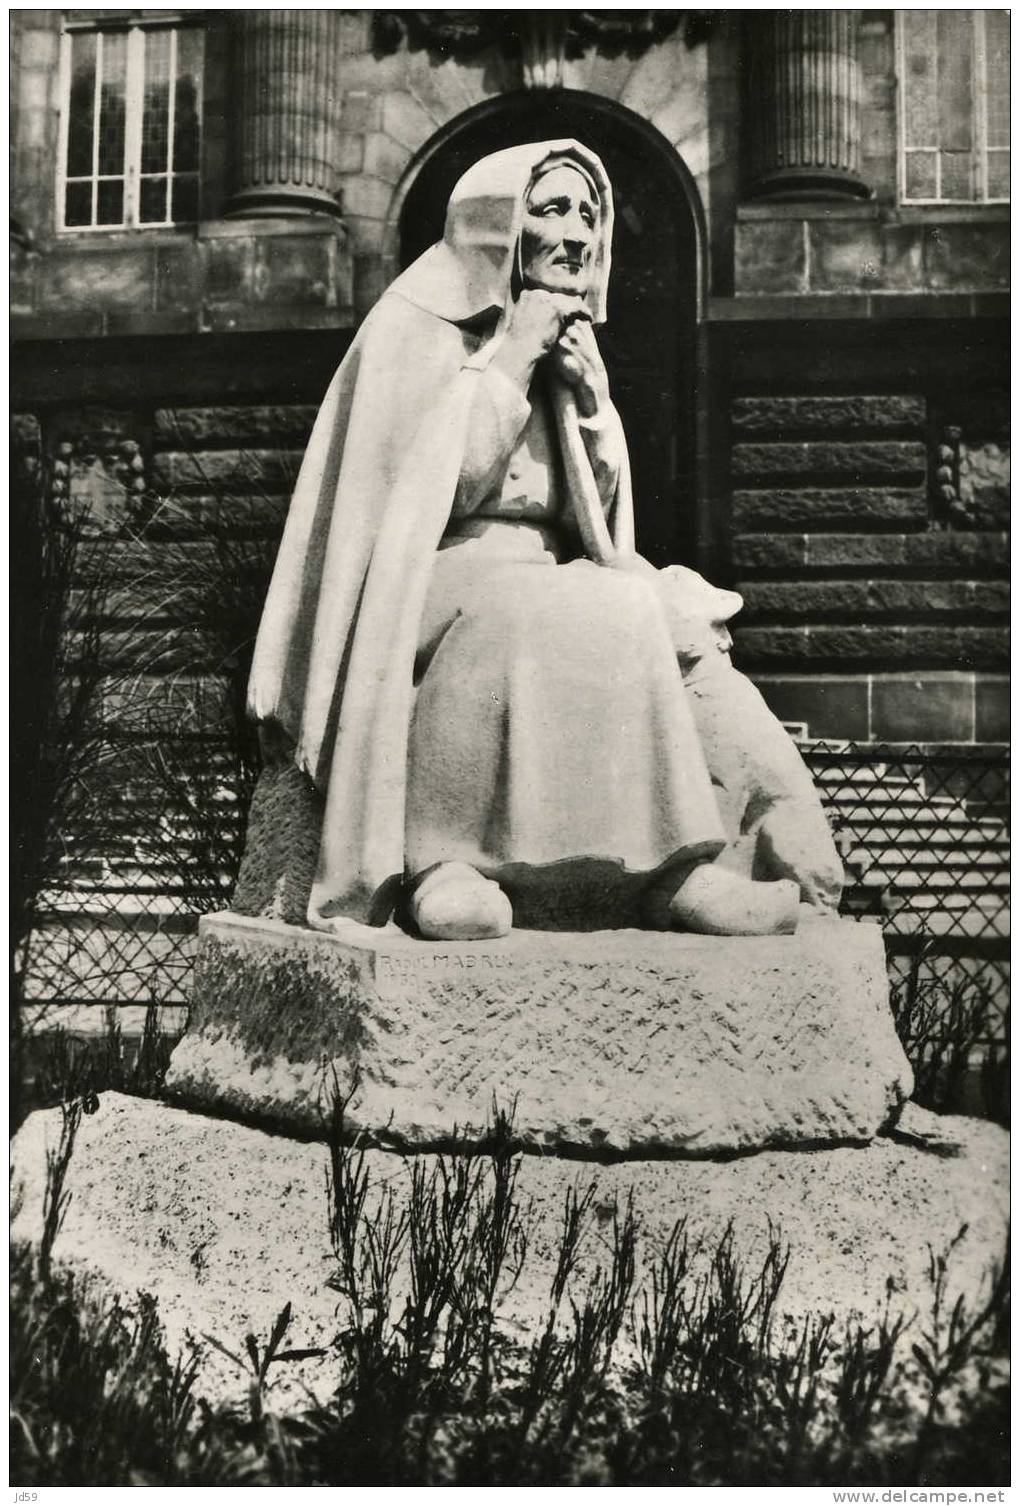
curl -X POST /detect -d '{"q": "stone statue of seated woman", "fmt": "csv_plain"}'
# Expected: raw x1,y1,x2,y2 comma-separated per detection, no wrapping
239,140,843,943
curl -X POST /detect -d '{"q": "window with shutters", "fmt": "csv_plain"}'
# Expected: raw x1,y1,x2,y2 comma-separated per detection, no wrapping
897,10,1009,203
57,17,203,230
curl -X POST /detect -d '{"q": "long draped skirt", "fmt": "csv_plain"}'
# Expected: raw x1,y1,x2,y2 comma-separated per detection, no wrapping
406,539,726,910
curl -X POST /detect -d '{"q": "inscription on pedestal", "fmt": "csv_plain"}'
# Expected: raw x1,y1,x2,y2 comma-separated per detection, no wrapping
374,946,518,996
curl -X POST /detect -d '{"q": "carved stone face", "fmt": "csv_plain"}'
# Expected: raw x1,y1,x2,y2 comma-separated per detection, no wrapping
519,163,598,297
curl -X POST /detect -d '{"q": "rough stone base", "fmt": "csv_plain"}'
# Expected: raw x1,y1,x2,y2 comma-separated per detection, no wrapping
165,911,913,1154
10,1095,1008,1412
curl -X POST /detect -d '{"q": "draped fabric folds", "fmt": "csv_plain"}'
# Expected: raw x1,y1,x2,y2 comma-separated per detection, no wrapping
247,140,722,927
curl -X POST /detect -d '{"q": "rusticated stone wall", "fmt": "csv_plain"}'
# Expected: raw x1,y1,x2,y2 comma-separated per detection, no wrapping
27,390,1009,758
728,394,1009,743
14,217,353,342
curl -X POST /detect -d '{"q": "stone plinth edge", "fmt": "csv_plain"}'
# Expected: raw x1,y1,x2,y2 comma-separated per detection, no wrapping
165,912,914,1156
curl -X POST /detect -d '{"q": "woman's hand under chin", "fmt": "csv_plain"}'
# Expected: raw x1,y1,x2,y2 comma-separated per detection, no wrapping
548,318,610,418
491,288,588,390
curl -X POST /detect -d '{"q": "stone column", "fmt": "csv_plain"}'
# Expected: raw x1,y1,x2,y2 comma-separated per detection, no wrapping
226,11,343,218
520,14,568,89
745,11,870,200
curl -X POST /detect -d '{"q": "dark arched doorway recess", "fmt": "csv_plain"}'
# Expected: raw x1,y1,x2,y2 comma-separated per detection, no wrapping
398,91,705,567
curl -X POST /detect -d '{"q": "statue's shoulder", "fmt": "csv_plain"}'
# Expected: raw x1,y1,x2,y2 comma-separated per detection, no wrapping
366,289,473,352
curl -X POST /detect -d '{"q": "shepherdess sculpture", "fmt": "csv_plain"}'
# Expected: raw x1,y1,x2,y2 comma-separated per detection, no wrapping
243,140,844,942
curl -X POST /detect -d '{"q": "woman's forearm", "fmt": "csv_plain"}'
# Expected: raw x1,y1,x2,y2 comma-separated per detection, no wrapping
578,398,626,509
453,364,532,514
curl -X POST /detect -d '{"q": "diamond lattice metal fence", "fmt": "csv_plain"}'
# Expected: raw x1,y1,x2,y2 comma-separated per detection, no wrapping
19,731,249,1035
21,736,1009,1047
801,740,1009,1047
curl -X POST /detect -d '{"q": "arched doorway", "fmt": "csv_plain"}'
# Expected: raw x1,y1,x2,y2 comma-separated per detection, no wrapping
398,91,705,567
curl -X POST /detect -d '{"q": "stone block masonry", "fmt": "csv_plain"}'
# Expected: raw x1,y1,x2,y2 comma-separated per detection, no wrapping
735,212,1009,298
16,219,354,342
728,393,1010,740
165,910,913,1156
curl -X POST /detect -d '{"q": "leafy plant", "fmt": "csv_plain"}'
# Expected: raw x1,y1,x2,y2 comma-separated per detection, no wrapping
26,1001,180,1122
11,1164,1010,1488
891,952,1009,1125
10,433,125,1131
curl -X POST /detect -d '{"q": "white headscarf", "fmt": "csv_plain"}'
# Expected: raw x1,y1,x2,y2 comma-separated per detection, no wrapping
388,139,614,326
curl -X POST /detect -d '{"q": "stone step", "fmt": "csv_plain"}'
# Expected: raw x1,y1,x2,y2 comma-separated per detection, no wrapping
811,763,924,784
154,404,317,449
813,770,931,793
875,895,1010,921
51,868,235,893
94,675,236,734
816,779,995,808
843,867,1008,891
17,1003,188,1036
883,907,1009,939
35,888,202,916
31,904,199,932
843,846,1009,871
151,448,303,496
819,785,1006,813
731,487,929,533
892,889,1009,910
64,627,236,673
137,494,288,539
731,395,926,437
831,814,1009,844
75,537,275,582
732,440,926,486
838,826,1009,851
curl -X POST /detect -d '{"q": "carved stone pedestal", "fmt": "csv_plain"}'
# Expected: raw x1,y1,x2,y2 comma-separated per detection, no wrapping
165,911,912,1155
11,1093,1008,1412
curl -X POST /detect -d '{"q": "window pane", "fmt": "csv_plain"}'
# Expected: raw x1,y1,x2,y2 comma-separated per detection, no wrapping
96,178,124,225
904,150,937,200
986,149,1010,200
64,179,93,227
67,31,97,176
97,31,127,175
170,174,200,224
901,10,938,148
173,29,203,175
142,28,172,174
140,176,168,223
985,10,1010,149
939,150,974,201
936,10,974,151
61,21,203,231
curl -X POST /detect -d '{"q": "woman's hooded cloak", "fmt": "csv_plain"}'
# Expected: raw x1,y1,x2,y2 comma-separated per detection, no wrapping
247,141,638,927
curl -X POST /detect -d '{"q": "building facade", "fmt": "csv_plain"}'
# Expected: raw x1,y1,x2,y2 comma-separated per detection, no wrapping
12,8,1010,746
